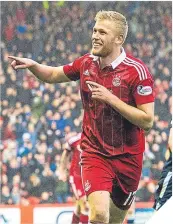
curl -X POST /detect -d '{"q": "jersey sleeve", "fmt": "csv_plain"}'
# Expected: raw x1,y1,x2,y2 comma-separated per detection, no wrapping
66,144,72,152
66,139,75,152
67,133,82,149
69,175,74,184
63,55,85,81
131,65,155,105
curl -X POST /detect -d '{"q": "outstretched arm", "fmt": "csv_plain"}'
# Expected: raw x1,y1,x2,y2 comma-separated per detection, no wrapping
8,56,70,83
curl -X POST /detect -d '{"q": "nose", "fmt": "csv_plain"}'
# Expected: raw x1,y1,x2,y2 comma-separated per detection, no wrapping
92,31,99,40
92,34,99,41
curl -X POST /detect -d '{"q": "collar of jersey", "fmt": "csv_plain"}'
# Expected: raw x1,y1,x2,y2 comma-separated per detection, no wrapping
90,47,126,69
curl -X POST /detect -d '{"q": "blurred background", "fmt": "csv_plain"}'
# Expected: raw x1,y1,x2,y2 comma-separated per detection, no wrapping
0,0,172,211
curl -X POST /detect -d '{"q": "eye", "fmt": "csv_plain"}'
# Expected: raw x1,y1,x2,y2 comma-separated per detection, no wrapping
100,31,106,35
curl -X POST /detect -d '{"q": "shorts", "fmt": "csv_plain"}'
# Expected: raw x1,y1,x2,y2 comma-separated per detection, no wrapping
153,170,172,210
69,174,86,198
80,151,143,210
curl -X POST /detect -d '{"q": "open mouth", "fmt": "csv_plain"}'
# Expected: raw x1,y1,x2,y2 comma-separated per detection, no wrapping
93,43,102,48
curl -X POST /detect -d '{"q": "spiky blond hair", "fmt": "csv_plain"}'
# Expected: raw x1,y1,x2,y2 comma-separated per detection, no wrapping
95,10,128,44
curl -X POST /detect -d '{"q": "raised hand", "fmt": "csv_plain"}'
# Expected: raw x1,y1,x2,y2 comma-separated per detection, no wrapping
86,81,113,103
8,56,37,70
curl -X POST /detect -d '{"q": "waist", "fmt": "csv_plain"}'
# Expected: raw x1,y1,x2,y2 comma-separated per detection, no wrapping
81,133,145,157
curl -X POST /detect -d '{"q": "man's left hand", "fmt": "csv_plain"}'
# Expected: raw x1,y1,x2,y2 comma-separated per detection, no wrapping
86,81,113,103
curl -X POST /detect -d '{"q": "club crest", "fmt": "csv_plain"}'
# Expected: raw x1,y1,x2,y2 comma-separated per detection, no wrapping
112,76,121,87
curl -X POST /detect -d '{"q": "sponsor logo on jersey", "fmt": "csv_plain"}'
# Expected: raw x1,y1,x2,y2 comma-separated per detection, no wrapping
112,76,121,87
137,85,152,95
83,70,90,76
84,180,91,192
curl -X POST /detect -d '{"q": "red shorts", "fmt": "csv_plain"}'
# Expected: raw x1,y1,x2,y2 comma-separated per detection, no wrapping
69,174,85,198
80,151,143,210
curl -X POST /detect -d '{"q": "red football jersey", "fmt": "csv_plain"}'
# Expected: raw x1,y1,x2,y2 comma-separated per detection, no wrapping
68,133,82,181
63,48,155,157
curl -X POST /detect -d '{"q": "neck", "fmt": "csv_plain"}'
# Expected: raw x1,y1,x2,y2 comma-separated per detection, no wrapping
100,47,121,69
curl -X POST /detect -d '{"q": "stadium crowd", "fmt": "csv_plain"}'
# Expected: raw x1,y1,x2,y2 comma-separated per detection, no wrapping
0,1,172,205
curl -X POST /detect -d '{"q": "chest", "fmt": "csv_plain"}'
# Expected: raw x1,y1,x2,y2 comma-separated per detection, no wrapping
80,61,132,102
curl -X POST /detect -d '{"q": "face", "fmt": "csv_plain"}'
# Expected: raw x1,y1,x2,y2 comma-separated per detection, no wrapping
91,19,120,57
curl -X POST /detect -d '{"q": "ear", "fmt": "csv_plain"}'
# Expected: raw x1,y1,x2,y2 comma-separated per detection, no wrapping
114,35,124,45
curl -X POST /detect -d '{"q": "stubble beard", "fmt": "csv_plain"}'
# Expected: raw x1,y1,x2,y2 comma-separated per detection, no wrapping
92,46,112,57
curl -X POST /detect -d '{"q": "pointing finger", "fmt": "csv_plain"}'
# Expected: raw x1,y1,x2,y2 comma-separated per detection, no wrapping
8,56,19,60
86,81,101,88
87,84,93,91
8,56,23,62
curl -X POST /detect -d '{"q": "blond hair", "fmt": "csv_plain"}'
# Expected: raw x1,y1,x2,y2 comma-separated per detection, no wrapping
95,10,128,44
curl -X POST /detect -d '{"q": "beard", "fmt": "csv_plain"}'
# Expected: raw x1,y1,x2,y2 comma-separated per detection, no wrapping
91,44,112,57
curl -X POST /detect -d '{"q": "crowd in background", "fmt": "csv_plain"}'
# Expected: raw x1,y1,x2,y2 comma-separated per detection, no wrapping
0,1,172,205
